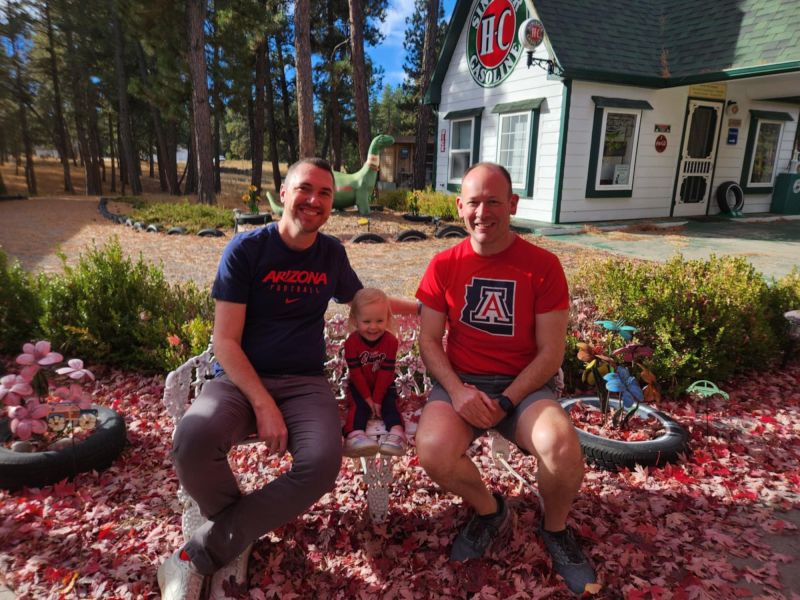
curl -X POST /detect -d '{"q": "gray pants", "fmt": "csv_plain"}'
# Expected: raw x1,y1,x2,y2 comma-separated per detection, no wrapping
172,374,342,575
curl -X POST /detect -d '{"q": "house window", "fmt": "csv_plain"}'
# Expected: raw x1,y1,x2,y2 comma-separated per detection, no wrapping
586,97,653,198
450,119,473,181
443,107,483,191
492,98,543,196
740,110,793,193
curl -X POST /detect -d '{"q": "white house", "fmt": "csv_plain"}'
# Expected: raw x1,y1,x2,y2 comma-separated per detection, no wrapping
425,0,800,223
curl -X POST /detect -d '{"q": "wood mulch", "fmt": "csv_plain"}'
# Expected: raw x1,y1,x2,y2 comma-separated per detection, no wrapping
0,196,615,303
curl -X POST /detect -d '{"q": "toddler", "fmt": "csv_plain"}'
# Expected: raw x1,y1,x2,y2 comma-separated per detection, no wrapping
342,288,406,457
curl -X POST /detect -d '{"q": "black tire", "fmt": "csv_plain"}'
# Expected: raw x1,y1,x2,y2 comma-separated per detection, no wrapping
560,396,689,472
402,214,434,223
146,224,162,233
396,229,428,242
435,225,468,239
197,228,224,237
0,406,127,491
352,233,386,244
167,226,188,235
716,181,745,213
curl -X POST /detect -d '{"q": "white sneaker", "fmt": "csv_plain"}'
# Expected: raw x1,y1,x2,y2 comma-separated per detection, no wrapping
208,543,253,599
344,431,379,457
157,550,205,600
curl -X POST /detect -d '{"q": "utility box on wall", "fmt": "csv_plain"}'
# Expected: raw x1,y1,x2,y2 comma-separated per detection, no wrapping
771,173,800,214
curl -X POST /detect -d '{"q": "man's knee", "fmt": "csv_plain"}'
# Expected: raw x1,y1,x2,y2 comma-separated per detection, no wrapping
525,405,582,467
292,440,343,492
172,412,227,471
416,422,462,479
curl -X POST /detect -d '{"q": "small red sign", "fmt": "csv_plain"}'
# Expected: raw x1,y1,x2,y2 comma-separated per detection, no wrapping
440,129,447,153
655,134,668,153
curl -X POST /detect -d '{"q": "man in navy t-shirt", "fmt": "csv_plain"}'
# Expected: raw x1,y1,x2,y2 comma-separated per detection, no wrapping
158,158,413,599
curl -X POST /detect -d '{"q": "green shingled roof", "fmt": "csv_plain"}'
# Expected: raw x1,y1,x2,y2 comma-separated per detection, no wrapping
426,0,800,103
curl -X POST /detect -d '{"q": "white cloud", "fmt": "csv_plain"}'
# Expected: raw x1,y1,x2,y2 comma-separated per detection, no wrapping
379,0,417,48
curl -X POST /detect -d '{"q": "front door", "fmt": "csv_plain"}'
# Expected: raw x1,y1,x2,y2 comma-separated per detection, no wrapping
673,100,723,217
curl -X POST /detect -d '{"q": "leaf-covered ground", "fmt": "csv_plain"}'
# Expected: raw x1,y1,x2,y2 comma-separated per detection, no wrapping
1,363,799,599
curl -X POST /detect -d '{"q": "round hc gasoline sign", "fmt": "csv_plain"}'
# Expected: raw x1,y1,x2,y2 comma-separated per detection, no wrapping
467,0,528,88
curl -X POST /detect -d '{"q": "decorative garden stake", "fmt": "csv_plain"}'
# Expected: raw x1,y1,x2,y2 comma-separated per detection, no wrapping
686,380,729,436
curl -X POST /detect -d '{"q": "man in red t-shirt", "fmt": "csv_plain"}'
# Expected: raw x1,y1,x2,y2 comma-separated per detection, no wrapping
415,162,596,595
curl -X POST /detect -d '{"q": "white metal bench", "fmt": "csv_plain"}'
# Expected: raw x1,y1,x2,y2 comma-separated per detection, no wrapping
162,315,539,532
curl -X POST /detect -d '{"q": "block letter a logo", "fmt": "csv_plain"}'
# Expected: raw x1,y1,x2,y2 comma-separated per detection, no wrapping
460,277,515,336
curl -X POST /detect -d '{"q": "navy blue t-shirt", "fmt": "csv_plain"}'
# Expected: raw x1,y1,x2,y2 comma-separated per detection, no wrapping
212,224,362,376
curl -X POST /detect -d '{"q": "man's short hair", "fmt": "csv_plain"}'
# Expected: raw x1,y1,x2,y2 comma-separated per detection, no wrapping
462,162,513,197
285,157,336,188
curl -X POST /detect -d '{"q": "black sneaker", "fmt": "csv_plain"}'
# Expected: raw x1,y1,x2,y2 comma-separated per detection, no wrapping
539,525,597,595
449,493,513,561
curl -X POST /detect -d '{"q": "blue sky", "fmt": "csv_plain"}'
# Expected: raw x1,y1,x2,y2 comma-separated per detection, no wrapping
368,0,456,87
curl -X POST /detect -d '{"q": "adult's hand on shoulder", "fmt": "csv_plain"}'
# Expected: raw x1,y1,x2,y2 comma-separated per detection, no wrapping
254,400,288,456
452,384,500,429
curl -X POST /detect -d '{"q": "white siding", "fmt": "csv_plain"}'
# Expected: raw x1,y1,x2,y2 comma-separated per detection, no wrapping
711,77,799,215
560,82,687,223
434,12,799,224
433,16,565,223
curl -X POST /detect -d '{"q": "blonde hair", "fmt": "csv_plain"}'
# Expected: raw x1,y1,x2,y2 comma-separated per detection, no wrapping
348,288,395,334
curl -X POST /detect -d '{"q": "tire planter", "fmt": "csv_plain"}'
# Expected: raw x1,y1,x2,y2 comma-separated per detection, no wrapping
716,181,745,213
560,396,689,472
0,406,127,491
352,233,386,244
198,228,224,237
435,225,469,239
396,229,428,242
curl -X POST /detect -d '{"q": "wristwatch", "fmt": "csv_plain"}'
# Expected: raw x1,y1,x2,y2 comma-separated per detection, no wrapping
496,394,515,414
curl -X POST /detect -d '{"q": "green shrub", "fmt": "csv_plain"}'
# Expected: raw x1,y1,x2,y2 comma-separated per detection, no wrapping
0,250,42,353
414,188,457,221
38,239,213,372
575,254,781,396
768,267,800,352
375,189,409,211
129,199,235,233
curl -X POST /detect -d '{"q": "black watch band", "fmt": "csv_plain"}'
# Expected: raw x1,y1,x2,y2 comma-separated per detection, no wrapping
496,394,515,414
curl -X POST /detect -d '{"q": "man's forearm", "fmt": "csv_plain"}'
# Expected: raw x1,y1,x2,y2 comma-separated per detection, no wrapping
502,351,564,403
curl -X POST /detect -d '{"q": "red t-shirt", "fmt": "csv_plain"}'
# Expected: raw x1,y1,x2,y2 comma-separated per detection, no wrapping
416,236,569,376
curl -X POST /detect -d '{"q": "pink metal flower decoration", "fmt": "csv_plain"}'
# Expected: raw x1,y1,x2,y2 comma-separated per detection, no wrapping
0,375,33,406
16,341,64,367
8,400,50,441
55,359,95,381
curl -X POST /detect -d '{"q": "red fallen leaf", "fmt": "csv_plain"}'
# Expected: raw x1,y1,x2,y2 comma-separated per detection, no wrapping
759,415,778,424
96,523,115,540
733,489,758,501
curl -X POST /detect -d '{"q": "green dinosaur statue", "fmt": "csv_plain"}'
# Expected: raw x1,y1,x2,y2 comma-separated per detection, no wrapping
267,134,395,217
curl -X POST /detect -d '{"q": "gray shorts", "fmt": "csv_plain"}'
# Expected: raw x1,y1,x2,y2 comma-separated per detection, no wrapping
427,371,563,448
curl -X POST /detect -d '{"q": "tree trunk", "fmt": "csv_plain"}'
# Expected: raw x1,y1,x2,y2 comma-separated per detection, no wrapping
264,36,281,191
108,112,116,192
251,39,266,193
349,0,371,163
211,2,222,193
412,0,439,190
10,38,36,195
109,0,141,195
275,30,297,163
43,0,73,193
185,106,197,194
294,0,315,158
117,119,126,194
185,0,216,204
58,0,90,188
